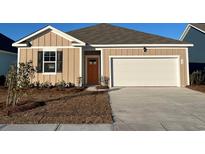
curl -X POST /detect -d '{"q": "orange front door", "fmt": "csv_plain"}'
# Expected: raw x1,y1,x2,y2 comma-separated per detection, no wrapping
87,57,99,85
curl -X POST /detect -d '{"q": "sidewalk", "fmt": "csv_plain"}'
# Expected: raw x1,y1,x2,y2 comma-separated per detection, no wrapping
0,124,113,131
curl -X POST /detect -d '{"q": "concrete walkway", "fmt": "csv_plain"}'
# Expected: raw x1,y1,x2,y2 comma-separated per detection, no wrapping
0,124,113,131
109,87,205,131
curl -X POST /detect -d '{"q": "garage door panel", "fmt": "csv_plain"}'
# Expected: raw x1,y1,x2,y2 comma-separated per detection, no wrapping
112,57,179,86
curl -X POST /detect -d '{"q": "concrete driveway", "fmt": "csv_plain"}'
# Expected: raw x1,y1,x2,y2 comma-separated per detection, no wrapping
109,87,205,131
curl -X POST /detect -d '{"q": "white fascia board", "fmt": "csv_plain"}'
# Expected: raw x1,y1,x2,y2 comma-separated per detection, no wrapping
13,25,85,47
72,43,86,46
12,43,27,47
179,24,191,41
91,44,193,47
190,24,205,34
22,46,82,49
109,55,180,58
13,43,85,47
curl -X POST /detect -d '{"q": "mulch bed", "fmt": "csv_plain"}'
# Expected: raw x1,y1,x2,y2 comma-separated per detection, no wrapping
187,85,205,93
0,87,113,124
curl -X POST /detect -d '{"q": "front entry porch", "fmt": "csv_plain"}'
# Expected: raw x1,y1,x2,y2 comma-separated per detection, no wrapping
84,50,101,86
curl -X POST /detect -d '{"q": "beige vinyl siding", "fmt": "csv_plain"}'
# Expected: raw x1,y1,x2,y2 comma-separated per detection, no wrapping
102,48,188,87
19,48,80,85
31,31,71,46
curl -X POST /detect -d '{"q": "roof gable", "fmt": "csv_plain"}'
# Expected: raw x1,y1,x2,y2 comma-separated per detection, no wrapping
30,30,73,47
180,23,205,41
67,23,191,46
13,25,85,47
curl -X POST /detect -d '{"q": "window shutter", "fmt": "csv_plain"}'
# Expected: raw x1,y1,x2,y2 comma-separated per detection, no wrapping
37,51,43,73
57,51,63,73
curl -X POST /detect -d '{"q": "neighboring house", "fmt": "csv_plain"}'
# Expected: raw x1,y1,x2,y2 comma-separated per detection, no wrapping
0,33,17,76
13,24,193,87
180,23,205,73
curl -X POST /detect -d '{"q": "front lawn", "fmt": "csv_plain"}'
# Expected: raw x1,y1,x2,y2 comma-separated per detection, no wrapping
0,87,113,124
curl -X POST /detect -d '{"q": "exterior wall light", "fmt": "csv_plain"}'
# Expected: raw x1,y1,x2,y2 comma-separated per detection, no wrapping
143,47,147,52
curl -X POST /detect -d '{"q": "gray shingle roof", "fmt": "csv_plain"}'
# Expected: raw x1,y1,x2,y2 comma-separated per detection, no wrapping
67,23,189,45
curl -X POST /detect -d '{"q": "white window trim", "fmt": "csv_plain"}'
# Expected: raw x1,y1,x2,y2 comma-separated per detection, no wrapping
42,49,57,75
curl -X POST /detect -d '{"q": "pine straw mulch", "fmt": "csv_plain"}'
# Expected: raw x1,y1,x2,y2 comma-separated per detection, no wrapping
0,87,113,124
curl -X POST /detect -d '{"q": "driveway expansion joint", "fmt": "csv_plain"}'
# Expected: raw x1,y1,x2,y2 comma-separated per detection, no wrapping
55,124,62,131
160,122,168,131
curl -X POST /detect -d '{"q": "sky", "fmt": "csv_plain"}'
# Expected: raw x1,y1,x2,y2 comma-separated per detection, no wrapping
0,23,187,41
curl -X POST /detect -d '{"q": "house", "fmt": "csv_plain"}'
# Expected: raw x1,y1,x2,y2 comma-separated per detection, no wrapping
12,23,193,87
180,23,205,73
0,33,17,76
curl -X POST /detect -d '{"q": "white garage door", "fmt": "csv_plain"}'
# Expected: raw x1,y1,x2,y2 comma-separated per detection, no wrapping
111,57,180,87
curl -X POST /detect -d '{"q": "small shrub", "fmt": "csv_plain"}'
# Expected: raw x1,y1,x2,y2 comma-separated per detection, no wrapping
29,83,35,88
0,75,6,86
34,81,40,88
68,82,75,88
39,81,53,89
55,80,66,90
29,81,75,90
190,69,205,85
55,80,75,89
5,61,36,108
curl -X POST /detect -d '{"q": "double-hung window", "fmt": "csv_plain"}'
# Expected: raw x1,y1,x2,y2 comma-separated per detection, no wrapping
37,50,62,73
43,51,57,73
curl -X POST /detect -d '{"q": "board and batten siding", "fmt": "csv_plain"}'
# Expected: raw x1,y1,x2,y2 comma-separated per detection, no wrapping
102,48,188,87
31,31,71,46
19,48,80,85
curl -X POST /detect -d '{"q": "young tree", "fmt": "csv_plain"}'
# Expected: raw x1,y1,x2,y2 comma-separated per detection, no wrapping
5,61,36,108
